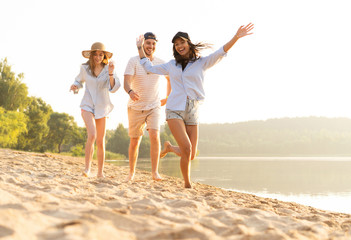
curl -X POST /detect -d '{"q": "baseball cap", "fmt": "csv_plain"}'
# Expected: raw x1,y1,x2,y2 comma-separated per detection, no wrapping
144,32,158,41
172,32,190,43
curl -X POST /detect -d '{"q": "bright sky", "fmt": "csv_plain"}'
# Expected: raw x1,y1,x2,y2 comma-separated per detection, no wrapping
1,0,351,130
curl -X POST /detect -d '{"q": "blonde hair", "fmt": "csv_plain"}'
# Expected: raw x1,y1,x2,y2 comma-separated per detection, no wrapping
87,51,110,77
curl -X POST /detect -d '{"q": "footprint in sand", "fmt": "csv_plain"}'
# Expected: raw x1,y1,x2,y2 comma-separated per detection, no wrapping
0,225,15,238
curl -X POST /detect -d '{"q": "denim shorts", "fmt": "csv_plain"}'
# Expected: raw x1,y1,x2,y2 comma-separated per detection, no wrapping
166,98,199,125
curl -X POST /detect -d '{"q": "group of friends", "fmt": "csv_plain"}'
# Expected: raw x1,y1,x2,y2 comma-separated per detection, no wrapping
69,23,254,188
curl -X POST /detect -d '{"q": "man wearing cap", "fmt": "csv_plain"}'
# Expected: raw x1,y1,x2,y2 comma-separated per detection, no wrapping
124,32,170,181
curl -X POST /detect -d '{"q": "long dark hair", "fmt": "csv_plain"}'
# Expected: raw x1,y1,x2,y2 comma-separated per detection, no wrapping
173,40,212,69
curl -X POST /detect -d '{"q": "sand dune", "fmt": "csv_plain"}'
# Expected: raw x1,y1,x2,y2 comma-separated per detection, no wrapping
0,148,350,239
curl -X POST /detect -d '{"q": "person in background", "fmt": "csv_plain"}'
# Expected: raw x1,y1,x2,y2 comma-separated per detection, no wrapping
124,32,171,181
136,23,254,188
70,42,121,178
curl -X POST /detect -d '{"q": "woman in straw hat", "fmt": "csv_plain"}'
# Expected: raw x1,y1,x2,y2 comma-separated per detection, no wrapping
70,42,121,178
136,23,254,188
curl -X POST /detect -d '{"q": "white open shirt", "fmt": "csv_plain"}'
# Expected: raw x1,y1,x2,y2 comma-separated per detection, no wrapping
73,64,121,119
140,46,227,111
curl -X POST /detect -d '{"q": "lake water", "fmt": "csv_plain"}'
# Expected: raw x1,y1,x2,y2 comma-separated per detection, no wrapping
109,156,351,214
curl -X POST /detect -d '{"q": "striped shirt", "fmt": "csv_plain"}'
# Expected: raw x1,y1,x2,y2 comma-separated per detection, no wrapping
124,56,165,110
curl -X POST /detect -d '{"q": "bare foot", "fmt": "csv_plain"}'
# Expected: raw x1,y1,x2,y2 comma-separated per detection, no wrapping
152,172,162,181
97,173,105,179
125,172,135,182
82,169,90,177
160,141,171,158
184,182,192,188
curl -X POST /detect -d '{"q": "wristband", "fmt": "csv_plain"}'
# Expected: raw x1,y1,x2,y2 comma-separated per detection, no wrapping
128,89,133,94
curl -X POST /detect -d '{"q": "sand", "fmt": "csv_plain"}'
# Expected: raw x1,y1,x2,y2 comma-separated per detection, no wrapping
0,148,350,240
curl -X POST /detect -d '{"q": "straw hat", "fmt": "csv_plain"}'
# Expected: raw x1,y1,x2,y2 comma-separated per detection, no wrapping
82,42,113,58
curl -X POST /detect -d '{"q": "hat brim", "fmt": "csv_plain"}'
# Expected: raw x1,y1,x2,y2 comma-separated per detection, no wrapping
172,36,189,43
82,50,113,59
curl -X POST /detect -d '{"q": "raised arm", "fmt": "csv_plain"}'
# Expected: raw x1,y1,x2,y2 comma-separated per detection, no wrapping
136,34,170,75
223,23,254,53
136,35,146,59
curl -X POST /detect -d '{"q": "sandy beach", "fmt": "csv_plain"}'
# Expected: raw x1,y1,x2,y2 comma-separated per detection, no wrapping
0,148,351,239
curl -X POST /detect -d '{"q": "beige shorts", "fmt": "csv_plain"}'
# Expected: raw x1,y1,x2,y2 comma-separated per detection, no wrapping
166,98,199,125
128,107,161,138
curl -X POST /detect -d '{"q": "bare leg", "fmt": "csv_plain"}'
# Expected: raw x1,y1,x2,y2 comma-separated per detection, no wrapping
95,117,106,178
167,119,193,188
186,125,199,161
126,137,142,181
148,129,162,180
81,111,96,177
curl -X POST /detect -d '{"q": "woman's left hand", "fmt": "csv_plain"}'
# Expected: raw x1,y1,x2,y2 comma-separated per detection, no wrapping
108,61,115,75
160,98,168,106
235,23,254,39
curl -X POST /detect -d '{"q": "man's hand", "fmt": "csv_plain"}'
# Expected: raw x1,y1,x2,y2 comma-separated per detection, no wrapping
129,90,140,101
136,35,144,50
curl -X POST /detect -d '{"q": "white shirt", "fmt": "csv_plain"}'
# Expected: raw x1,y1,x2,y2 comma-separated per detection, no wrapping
140,46,227,111
124,56,165,110
73,64,121,119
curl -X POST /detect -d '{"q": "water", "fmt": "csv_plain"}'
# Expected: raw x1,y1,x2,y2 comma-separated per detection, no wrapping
109,156,351,214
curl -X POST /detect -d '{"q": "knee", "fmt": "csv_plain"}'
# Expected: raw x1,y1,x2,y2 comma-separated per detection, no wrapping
95,138,105,149
181,144,192,159
148,130,160,143
129,138,141,149
87,132,96,143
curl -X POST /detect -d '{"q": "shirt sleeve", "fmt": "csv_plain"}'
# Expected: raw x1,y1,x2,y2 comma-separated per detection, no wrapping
109,71,121,93
202,46,227,70
124,57,136,76
140,58,170,75
73,65,85,88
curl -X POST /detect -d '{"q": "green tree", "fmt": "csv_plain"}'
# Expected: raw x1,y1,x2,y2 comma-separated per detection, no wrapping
106,123,129,157
0,58,29,111
66,126,86,152
46,112,78,153
17,97,53,152
0,107,27,148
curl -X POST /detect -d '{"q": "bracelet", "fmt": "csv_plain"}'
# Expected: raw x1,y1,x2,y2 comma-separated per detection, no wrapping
128,89,133,94
137,46,142,50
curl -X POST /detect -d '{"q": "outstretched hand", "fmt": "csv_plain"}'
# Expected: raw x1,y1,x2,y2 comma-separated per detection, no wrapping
235,23,254,39
136,35,144,49
223,23,254,52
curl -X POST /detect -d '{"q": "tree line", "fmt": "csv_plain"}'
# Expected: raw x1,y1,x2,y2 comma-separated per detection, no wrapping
3,58,351,158
0,58,176,159
198,118,351,156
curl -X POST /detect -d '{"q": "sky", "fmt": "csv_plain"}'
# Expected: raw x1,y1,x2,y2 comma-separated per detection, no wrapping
1,0,351,130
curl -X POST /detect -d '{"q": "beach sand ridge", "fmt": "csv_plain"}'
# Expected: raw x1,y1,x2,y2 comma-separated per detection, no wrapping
0,148,350,239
